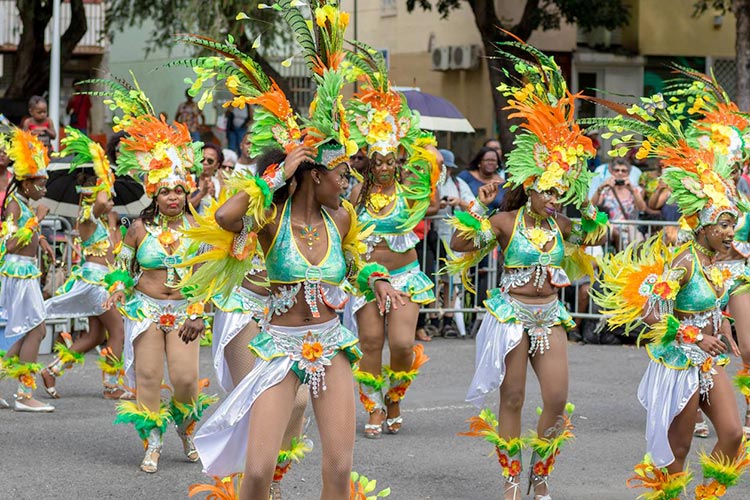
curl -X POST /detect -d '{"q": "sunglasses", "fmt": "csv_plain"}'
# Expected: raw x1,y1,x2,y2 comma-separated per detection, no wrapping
220,164,234,170
202,158,216,165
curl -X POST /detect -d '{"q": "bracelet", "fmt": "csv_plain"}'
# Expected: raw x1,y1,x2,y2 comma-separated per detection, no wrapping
260,162,286,192
232,215,253,257
186,302,206,321
107,281,125,294
368,272,391,292
467,200,488,218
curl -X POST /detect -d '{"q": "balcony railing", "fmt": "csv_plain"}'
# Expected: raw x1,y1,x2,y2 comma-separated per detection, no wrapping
0,0,106,54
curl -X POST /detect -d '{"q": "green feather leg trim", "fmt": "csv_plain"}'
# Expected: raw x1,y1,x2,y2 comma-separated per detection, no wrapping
734,367,750,397
96,353,124,375
169,393,219,427
114,401,171,441
527,404,576,460
353,369,385,390
277,436,312,465
458,408,527,455
383,365,419,384
2,357,43,379
356,262,389,302
53,342,86,367
0,350,6,376
699,446,750,487
627,454,692,500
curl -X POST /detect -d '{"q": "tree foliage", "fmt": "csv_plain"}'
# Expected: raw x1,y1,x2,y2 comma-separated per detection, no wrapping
406,0,630,149
5,0,88,99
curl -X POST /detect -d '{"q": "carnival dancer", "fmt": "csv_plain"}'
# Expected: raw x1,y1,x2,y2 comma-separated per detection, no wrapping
345,42,439,438
590,88,750,499
184,193,311,500
88,76,215,473
176,4,406,499
665,67,750,441
40,128,131,400
447,39,608,500
0,128,56,412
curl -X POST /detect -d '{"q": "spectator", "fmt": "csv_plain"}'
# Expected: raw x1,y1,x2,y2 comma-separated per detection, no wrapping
482,137,505,177
731,161,750,198
647,177,680,222
190,143,222,213
175,90,205,142
225,106,251,155
65,83,92,134
435,148,475,337
233,130,256,174
458,146,505,211
219,148,238,192
588,158,642,199
590,158,647,249
22,95,56,150
345,147,368,198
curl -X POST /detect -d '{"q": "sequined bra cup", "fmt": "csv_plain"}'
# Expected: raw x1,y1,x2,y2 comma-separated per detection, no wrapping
499,207,569,291
9,194,36,229
264,199,348,319
265,198,346,286
357,184,419,255
80,217,111,257
135,219,192,271
674,246,729,314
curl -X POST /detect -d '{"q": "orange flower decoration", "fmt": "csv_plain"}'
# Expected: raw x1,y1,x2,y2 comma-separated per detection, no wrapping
509,460,522,476
186,302,205,317
652,281,674,299
359,392,376,413
497,453,509,467
387,385,408,402
679,325,700,344
301,341,324,362
159,313,176,328
158,229,178,247
702,357,714,373
20,373,37,389
695,480,726,500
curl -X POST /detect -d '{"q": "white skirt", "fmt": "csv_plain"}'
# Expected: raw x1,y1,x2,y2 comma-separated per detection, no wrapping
637,360,698,468
465,313,523,408
212,287,269,393
0,258,46,339
195,317,353,477
45,262,109,319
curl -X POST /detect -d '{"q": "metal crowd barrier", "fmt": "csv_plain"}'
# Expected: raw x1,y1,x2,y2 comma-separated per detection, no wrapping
415,215,680,334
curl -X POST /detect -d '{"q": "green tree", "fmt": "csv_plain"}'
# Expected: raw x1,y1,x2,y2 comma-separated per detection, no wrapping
693,0,750,110
5,0,88,99
106,0,299,106
406,0,630,150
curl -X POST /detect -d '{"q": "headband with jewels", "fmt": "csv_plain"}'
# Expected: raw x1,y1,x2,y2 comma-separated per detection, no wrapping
77,75,203,197
59,127,115,201
494,34,595,208
0,128,49,181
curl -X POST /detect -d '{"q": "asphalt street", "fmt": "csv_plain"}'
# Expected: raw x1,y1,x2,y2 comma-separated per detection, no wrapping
1,338,748,500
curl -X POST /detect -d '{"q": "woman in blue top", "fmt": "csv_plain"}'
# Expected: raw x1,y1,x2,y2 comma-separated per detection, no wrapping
458,146,505,212
447,42,606,500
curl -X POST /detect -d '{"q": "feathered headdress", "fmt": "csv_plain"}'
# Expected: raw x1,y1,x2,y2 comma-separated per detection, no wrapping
581,87,744,231
175,0,356,170
663,65,750,165
344,40,420,157
0,128,49,181
58,127,115,200
78,74,202,197
496,34,595,208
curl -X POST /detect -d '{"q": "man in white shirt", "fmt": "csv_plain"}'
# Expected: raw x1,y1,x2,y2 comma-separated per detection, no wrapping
233,130,257,175
435,149,476,246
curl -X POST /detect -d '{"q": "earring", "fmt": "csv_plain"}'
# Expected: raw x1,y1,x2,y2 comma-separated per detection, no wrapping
526,199,533,211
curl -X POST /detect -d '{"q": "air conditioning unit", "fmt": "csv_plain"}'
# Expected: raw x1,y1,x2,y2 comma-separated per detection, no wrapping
431,47,451,71
451,44,481,70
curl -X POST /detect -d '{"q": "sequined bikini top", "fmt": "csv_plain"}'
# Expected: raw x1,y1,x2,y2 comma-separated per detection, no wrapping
8,193,37,229
265,198,346,286
136,216,191,271
79,214,111,258
503,207,564,269
358,184,411,235
674,246,729,314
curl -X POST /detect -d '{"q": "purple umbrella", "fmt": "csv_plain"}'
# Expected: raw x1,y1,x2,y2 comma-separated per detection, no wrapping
399,89,475,133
